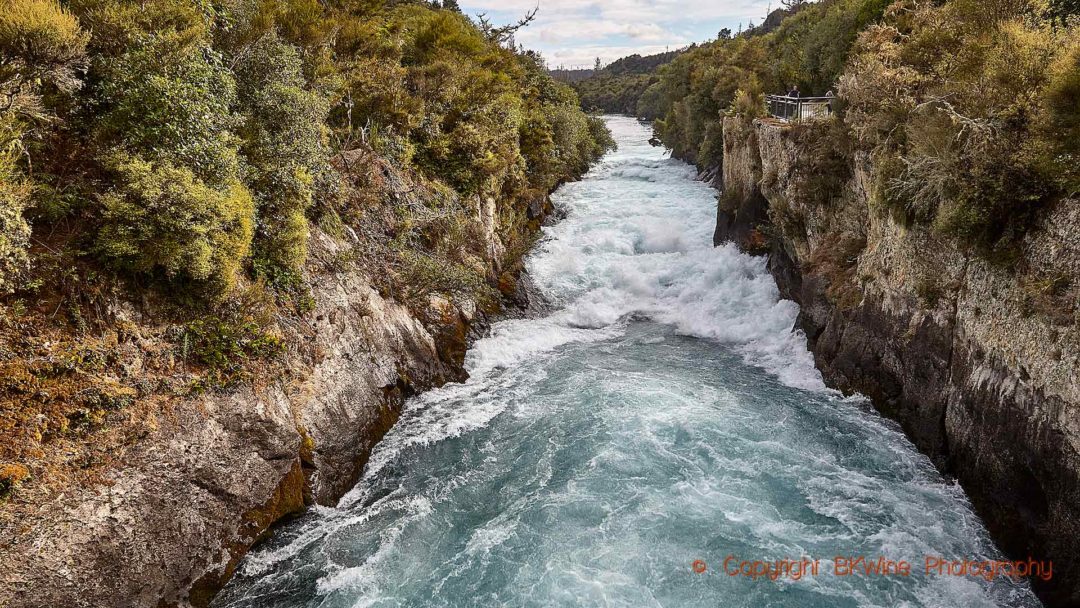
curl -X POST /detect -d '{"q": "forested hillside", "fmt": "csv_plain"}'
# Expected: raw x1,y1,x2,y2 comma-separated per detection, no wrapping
0,0,611,504
612,1,1079,603
567,5,805,118
570,49,681,116
640,0,1078,257
641,0,892,166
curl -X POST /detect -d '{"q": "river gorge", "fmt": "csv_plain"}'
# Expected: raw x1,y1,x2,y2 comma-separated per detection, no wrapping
209,117,1042,608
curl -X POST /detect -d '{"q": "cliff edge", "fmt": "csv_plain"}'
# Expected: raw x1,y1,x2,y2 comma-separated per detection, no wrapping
0,149,558,608
717,115,1080,605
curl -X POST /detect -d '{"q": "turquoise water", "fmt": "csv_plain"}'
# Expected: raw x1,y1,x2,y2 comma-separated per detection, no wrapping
213,117,1041,608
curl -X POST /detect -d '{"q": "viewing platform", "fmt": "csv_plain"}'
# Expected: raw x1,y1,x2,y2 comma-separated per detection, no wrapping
766,95,833,121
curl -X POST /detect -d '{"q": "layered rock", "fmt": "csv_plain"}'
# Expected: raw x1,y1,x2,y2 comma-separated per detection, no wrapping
716,115,1080,606
0,171,550,607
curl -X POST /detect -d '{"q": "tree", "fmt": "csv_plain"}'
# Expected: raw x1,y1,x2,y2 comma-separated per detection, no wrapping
0,0,88,292
476,6,538,44
594,57,602,71
443,0,461,12
719,28,732,40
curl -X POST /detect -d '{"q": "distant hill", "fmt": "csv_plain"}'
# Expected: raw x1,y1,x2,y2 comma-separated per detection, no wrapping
549,68,595,83
549,49,681,84
568,49,684,115
567,6,803,117
602,50,681,76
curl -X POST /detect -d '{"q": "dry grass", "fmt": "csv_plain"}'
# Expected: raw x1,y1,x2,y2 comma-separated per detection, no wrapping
0,243,289,527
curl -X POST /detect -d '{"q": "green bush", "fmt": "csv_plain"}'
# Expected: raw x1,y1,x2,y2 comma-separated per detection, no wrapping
0,147,31,294
519,109,557,189
0,0,87,74
1033,40,1080,196
92,35,240,186
97,155,255,296
0,0,88,292
181,314,284,390
394,247,495,306
234,32,329,281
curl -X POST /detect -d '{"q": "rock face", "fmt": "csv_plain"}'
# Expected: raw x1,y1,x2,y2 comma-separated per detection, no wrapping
716,116,1080,606
0,245,456,608
0,202,545,605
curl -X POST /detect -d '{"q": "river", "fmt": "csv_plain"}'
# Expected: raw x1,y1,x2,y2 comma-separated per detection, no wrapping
213,116,1041,608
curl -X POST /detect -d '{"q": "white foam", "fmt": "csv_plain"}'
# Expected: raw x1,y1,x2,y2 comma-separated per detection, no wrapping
464,116,825,392
234,114,829,586
214,121,1038,608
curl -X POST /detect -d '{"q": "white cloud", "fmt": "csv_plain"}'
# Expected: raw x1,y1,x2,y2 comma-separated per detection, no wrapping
460,0,776,68
531,19,670,44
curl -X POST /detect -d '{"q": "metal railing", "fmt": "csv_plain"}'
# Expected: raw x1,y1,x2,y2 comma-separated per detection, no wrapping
766,95,834,121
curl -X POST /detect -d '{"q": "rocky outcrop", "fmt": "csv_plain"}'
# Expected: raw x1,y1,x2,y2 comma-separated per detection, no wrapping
0,178,551,607
716,115,1080,606
0,238,460,608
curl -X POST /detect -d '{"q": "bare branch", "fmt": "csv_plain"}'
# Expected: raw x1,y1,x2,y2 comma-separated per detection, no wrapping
478,4,539,44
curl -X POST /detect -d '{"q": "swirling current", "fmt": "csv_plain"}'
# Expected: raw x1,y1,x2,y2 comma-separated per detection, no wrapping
213,117,1042,608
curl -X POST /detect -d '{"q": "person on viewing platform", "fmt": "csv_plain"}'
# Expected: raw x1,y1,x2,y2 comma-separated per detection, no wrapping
825,89,835,113
787,85,800,97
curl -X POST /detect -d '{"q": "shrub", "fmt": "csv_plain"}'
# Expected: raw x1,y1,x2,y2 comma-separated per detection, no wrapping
0,463,30,499
181,314,284,390
394,248,495,306
587,115,617,157
791,117,854,206
1032,40,1080,195
732,88,766,119
0,139,31,294
0,0,87,77
68,0,204,57
915,275,943,307
0,0,87,292
234,32,330,282
91,34,240,186
97,155,255,296
697,121,725,169
519,109,557,189
546,102,606,180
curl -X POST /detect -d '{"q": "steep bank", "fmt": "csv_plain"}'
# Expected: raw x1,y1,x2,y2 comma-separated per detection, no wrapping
212,116,1039,608
0,150,563,607
714,115,1080,605
0,1,617,604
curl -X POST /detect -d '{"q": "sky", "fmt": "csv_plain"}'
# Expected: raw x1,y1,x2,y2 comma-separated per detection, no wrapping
458,0,777,69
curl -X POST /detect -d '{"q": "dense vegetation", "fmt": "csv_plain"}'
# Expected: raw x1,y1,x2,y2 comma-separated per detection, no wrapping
640,0,892,167
843,0,1080,253
0,0,613,500
0,0,612,302
570,50,681,117
629,0,1079,257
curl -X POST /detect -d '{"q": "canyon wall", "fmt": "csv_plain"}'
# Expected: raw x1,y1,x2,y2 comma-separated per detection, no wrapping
716,115,1080,605
0,158,551,608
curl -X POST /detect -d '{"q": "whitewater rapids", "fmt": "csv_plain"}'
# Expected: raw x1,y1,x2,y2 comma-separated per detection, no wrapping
213,117,1041,608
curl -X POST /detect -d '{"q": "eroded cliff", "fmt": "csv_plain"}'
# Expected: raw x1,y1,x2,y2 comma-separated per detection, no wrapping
0,150,555,608
716,115,1080,605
